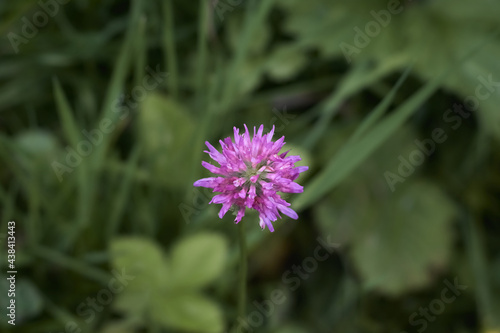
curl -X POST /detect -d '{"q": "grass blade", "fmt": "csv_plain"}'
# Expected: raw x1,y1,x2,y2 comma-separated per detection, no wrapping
163,0,179,97
294,38,494,211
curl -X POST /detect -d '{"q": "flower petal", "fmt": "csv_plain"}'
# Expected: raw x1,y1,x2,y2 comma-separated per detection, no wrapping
295,166,309,173
193,177,218,188
218,202,232,219
266,125,275,143
234,207,246,223
277,205,298,220
256,124,264,138
202,161,223,175
243,124,251,147
259,216,274,232
233,127,240,145
210,194,231,204
280,182,304,193
204,141,226,165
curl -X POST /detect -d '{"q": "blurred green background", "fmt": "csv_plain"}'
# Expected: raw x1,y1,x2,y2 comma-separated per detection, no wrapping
1,0,500,332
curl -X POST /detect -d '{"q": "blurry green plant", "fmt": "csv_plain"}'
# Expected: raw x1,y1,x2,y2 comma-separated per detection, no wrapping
0,0,499,333
107,233,228,333
277,0,500,139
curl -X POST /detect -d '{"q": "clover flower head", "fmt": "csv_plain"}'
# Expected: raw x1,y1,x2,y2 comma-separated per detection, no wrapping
193,124,308,232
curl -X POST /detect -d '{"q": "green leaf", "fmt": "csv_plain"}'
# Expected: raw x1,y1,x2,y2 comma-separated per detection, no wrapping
301,58,408,149
110,235,226,331
138,93,195,187
232,57,267,96
227,15,270,56
313,126,420,245
150,292,224,333
265,44,307,81
113,291,150,320
15,130,60,160
294,43,479,210
53,78,82,148
170,233,228,289
12,130,61,177
313,127,455,295
110,237,169,292
294,83,438,210
278,0,500,143
53,77,94,251
351,182,455,295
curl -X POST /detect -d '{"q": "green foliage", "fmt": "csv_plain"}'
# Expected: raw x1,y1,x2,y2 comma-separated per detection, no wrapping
169,233,228,289
1,0,499,332
109,234,228,332
314,127,455,294
278,0,500,139
138,93,196,187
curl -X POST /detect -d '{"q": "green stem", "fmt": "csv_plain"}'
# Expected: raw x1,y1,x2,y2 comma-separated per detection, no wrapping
237,222,247,325
163,0,179,98
463,213,497,330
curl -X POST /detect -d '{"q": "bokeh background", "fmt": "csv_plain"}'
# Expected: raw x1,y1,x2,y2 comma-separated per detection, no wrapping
1,0,500,332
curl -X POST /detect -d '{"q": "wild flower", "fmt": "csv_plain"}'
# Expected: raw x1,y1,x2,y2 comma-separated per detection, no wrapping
194,124,308,232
